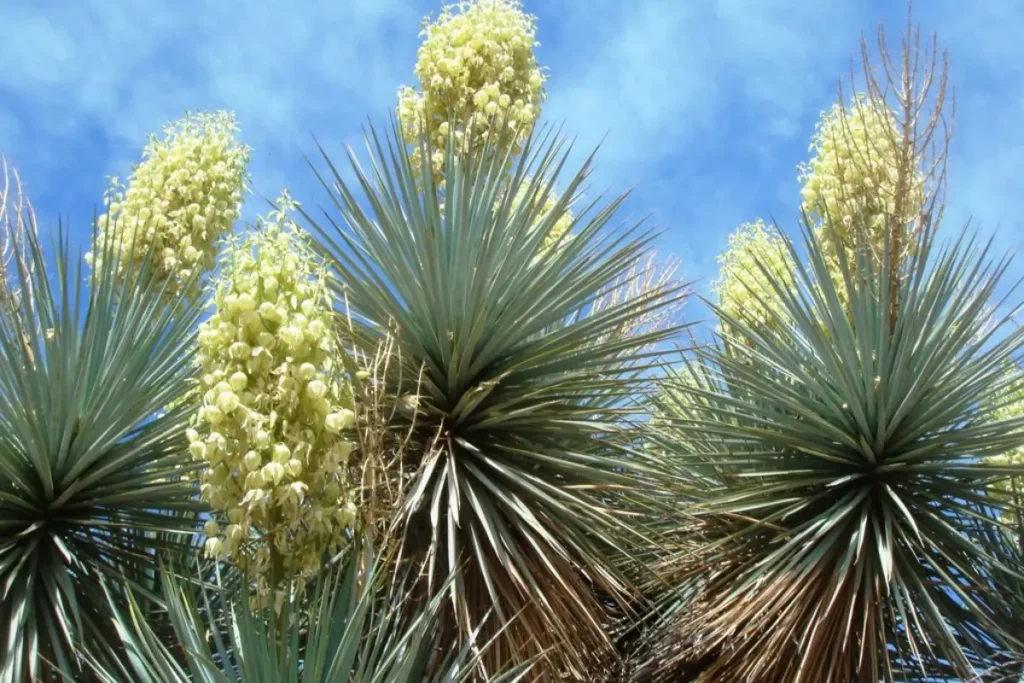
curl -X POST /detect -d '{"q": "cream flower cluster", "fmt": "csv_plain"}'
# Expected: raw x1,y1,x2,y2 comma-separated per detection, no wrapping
798,96,923,269
190,194,358,587
986,364,1024,525
397,0,545,180
507,178,573,254
88,111,249,298
712,220,795,332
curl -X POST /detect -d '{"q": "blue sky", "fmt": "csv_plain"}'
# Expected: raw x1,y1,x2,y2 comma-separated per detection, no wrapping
1,0,1022,315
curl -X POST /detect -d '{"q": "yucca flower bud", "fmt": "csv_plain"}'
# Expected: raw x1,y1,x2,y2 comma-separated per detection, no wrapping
325,409,355,434
188,193,359,587
88,111,250,299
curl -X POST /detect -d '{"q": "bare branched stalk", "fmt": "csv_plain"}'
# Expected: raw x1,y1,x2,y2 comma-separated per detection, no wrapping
0,154,40,367
0,153,37,313
836,2,953,331
591,253,684,345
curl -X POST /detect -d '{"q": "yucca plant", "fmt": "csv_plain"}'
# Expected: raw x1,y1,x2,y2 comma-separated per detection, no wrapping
0,221,202,682
643,221,1024,682
301,120,682,678
84,539,531,683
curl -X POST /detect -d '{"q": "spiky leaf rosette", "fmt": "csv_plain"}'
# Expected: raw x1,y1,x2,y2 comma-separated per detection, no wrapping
645,225,1024,682
0,225,202,682
302,122,682,678
85,539,531,683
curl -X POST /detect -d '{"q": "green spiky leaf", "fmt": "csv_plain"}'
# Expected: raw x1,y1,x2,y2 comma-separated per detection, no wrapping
0,220,203,682
301,119,683,677
645,222,1024,682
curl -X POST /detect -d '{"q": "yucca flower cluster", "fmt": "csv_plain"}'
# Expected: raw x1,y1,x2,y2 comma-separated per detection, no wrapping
712,219,795,332
798,95,923,267
986,365,1024,525
397,0,545,180
88,111,249,298
188,194,358,592
507,176,573,253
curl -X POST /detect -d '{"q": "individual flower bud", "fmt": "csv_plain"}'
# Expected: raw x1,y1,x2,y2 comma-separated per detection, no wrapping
288,481,307,504
227,524,244,544
272,443,291,464
189,441,207,459
262,462,285,485
244,470,265,490
397,394,420,416
279,326,304,349
229,341,251,360
285,459,303,477
204,536,226,558
306,380,327,399
336,501,358,528
257,332,276,348
204,520,221,537
207,431,226,451
325,409,355,433
243,450,261,470
216,390,240,414
308,319,327,340
298,362,317,381
260,305,284,326
229,371,248,392
239,310,262,331
237,292,256,312
219,322,237,340
332,440,354,465
204,405,225,425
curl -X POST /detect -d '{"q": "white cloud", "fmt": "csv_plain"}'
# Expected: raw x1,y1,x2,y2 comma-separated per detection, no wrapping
2,0,1022,294
0,0,431,216
541,0,862,173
